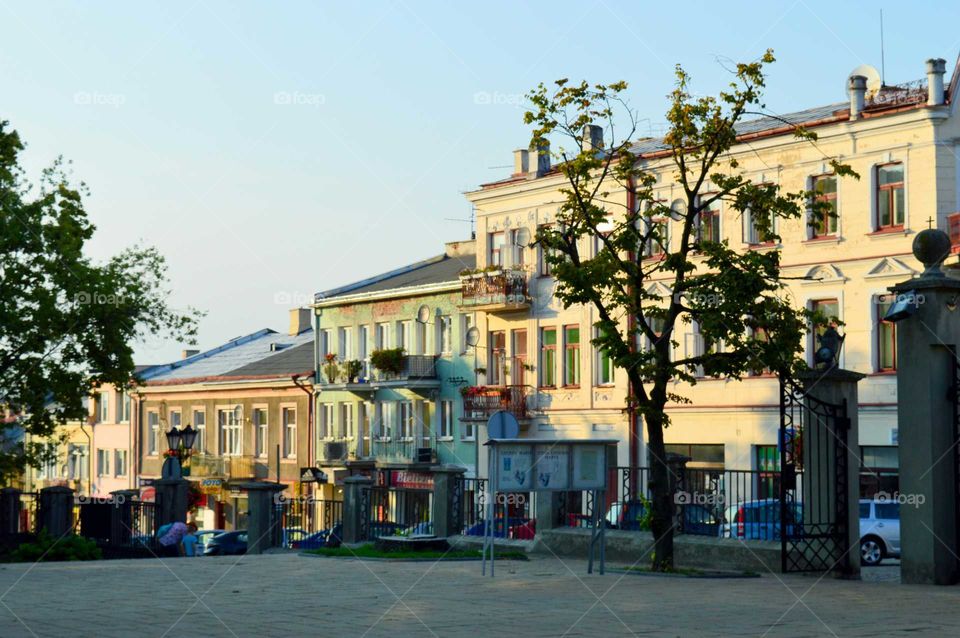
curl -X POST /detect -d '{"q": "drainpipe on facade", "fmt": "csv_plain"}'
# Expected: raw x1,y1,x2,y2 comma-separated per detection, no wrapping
292,373,314,465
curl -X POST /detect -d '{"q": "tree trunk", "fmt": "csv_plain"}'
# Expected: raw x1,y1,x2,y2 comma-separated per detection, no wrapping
645,410,674,571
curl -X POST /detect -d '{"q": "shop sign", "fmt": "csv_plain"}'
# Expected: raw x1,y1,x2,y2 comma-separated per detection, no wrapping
390,470,434,490
199,478,223,495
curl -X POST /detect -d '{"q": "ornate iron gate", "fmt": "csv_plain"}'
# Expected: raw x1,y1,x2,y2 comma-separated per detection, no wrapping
779,377,851,573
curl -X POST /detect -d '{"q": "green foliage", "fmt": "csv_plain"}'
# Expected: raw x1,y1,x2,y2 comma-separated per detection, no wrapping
11,530,102,562
370,348,405,375
0,120,202,483
523,50,857,569
344,359,363,380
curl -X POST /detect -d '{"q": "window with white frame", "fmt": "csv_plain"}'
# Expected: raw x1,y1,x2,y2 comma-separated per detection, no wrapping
193,409,206,453
397,320,411,352
169,409,182,430
319,403,334,439
338,327,353,361
810,174,838,238
254,407,268,457
359,325,370,376
376,323,390,350
320,329,332,357
147,411,160,455
697,194,721,244
282,407,297,458
399,401,414,439
460,314,474,353
509,228,526,267
414,320,427,355
489,231,505,267
461,419,475,441
595,327,615,386
379,401,396,439
114,449,127,477
99,392,109,423
218,407,243,456
743,193,776,245
359,401,372,444
437,315,452,355
339,403,354,439
119,391,131,423
67,444,88,481
96,448,110,477
439,400,454,438
38,443,59,479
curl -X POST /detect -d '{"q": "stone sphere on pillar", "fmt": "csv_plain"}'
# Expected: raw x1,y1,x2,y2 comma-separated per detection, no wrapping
912,228,951,278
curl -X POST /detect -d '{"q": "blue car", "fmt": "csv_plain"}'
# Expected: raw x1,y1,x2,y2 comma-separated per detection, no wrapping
720,499,802,540
605,500,720,536
464,517,531,538
293,523,343,550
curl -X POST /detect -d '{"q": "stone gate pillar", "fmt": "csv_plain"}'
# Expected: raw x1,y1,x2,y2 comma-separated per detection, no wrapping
797,368,863,579
0,488,21,535
432,465,466,537
889,228,960,585
342,476,373,545
236,481,285,554
154,478,190,528
38,486,75,537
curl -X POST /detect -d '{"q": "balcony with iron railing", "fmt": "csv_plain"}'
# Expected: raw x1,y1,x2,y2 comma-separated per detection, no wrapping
370,436,437,466
187,454,260,480
321,354,439,394
459,268,530,313
460,385,531,421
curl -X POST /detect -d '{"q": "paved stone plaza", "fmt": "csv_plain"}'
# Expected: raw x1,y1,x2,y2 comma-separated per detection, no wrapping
0,554,952,637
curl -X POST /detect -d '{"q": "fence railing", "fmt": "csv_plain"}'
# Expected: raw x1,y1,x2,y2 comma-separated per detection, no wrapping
365,486,432,539
461,385,530,420
457,477,535,539
460,269,530,308
557,466,784,539
271,497,344,548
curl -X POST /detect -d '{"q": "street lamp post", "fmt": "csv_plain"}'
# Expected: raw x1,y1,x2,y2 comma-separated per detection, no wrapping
162,424,198,479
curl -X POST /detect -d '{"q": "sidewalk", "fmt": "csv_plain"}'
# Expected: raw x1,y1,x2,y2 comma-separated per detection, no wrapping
0,554,955,637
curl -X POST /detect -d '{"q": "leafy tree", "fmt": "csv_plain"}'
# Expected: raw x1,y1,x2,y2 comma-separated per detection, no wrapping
0,120,200,483
524,51,856,570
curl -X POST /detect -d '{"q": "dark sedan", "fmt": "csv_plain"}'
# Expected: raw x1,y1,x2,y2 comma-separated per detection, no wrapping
203,531,247,556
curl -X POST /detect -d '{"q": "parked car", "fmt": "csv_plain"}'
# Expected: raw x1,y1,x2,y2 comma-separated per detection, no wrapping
719,499,802,541
860,499,901,566
605,500,720,536
194,529,225,555
401,521,434,536
203,531,247,556
464,517,531,538
293,523,343,550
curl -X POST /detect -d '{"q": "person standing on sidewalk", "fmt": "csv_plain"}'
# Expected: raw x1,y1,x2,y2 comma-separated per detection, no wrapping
158,521,189,557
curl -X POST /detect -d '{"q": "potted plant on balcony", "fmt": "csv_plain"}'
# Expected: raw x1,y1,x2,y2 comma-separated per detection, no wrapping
323,353,340,383
344,359,363,383
370,348,405,379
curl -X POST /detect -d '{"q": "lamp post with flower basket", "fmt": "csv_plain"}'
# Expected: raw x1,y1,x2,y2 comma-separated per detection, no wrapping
162,424,198,479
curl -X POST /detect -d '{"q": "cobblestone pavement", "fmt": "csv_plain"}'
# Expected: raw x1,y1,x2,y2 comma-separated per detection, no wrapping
0,553,955,637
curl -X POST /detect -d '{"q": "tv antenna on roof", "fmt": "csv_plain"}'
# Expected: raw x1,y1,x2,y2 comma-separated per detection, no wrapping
444,208,476,238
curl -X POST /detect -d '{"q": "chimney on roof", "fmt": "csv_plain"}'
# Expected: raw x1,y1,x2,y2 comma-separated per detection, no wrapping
926,58,947,106
583,124,604,152
289,307,312,336
512,149,530,176
181,349,199,359
848,75,867,119
445,239,477,258
535,141,551,176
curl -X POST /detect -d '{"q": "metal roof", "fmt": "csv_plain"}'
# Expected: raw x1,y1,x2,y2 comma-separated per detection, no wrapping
144,329,315,382
223,341,315,379
317,252,476,301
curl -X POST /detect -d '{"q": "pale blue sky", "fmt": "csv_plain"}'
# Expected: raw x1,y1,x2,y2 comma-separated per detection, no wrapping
2,0,958,363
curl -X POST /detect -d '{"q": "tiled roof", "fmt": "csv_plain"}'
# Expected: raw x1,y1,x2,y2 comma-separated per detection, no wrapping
223,341,315,379
143,329,315,383
317,252,476,301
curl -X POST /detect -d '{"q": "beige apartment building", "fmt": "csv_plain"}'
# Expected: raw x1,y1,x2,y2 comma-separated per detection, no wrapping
465,55,960,494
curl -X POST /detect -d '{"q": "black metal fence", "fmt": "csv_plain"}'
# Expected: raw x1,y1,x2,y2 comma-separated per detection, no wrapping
457,478,535,539
366,487,432,539
557,466,784,539
271,497,344,548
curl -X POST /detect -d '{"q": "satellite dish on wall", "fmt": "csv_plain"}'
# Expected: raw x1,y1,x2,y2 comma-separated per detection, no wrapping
465,326,480,347
487,410,520,439
416,304,432,324
513,226,531,246
846,65,882,100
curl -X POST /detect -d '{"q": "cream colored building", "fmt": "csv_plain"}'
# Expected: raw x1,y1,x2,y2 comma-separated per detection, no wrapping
465,55,960,493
